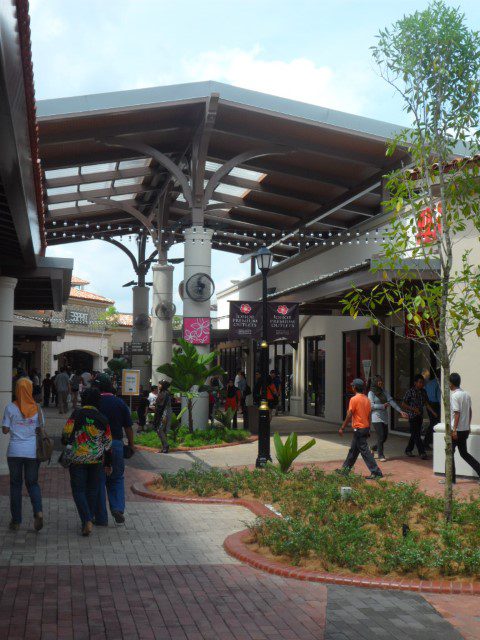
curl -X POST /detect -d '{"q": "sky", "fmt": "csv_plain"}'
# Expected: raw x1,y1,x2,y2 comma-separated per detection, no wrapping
31,0,480,313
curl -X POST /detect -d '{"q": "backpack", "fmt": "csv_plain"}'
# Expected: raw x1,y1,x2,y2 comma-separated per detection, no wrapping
35,406,54,463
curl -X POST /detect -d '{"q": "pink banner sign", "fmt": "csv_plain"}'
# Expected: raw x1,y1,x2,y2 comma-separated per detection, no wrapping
183,317,210,344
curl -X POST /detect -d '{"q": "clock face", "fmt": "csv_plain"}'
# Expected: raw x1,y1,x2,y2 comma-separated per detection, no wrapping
185,273,215,302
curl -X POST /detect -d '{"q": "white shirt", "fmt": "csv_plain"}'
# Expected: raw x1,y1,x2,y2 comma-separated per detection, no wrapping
2,403,40,458
148,392,157,407
451,388,471,432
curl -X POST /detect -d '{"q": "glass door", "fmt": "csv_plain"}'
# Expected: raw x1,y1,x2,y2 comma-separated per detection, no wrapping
304,336,326,417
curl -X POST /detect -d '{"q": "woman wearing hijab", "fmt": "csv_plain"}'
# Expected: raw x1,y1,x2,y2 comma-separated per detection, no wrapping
2,378,44,531
368,374,408,461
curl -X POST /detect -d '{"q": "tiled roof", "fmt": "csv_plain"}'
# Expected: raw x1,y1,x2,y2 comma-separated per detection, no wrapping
115,313,133,327
71,276,90,285
16,0,46,248
69,287,114,304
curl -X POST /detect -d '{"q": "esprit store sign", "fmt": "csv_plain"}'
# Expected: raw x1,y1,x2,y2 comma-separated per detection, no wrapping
229,301,299,342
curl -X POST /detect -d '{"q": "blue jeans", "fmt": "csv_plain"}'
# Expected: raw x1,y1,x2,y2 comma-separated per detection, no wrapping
95,440,125,524
8,457,42,524
69,464,101,526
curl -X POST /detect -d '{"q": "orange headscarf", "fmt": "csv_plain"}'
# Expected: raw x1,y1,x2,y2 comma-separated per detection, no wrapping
14,377,38,419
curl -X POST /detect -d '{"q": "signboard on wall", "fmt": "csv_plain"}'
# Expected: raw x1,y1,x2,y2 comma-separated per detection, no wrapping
267,303,299,342
183,317,211,344
123,341,151,356
66,309,90,325
121,369,140,396
229,301,262,340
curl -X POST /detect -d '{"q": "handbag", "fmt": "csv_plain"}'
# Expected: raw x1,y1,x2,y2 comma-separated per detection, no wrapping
58,415,78,468
35,406,54,463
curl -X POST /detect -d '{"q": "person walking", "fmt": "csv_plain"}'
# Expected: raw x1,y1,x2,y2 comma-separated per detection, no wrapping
402,374,438,459
55,368,71,414
42,373,52,408
236,371,249,430
81,370,92,389
70,370,82,409
439,373,480,485
338,378,383,479
30,369,41,402
270,370,282,415
137,389,150,432
225,379,241,429
62,387,112,536
51,371,59,407
424,370,441,450
2,377,44,531
153,381,172,453
368,375,407,461
95,374,134,524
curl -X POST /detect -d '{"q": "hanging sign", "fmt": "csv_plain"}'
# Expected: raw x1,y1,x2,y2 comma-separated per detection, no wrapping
267,302,299,342
229,301,262,340
183,317,210,344
121,369,140,396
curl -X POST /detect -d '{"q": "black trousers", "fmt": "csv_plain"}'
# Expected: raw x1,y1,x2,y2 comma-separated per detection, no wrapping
452,431,480,483
424,402,440,447
406,415,426,455
343,429,381,475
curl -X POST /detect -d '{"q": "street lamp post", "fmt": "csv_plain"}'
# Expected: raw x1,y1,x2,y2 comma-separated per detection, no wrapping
255,246,273,468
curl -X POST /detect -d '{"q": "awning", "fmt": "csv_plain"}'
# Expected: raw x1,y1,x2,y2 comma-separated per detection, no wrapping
268,258,440,314
14,325,66,342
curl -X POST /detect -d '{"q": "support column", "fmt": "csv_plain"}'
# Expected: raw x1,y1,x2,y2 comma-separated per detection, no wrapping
151,262,174,385
132,285,151,388
183,226,214,430
0,277,17,472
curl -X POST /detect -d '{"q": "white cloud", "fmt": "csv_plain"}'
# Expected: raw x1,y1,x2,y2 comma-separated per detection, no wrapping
134,45,371,114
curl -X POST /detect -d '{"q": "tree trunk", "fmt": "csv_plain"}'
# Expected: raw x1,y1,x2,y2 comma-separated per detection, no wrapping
187,398,193,433
441,357,453,521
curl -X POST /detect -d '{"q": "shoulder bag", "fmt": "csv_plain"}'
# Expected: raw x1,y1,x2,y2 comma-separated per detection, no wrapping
35,406,54,463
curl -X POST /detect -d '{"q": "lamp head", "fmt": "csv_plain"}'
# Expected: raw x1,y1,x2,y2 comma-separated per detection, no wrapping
255,246,273,273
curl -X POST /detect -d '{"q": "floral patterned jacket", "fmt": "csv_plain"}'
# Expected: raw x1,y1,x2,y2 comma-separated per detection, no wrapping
62,406,112,465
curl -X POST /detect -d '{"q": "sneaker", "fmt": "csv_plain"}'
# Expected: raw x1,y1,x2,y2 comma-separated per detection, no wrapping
162,446,169,454
405,451,415,457
378,457,387,462
82,521,93,537
366,473,384,480
112,511,125,524
33,512,43,532
9,521,20,531
335,468,351,476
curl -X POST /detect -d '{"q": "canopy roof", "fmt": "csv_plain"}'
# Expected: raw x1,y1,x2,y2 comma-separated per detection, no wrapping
38,81,412,261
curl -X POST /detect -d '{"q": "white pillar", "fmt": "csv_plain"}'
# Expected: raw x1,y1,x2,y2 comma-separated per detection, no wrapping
132,285,150,388
183,226,214,430
151,263,174,385
0,277,17,472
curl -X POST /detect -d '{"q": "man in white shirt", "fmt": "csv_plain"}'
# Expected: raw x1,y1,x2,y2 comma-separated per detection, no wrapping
449,372,480,484
81,370,92,389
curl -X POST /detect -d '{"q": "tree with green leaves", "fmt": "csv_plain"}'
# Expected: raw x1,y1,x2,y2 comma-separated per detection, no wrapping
342,0,480,521
157,338,225,433
97,305,120,328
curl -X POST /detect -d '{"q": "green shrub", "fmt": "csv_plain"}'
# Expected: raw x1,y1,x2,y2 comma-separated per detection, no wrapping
273,432,316,472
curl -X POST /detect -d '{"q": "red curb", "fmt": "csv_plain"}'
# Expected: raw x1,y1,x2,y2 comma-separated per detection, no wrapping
135,435,258,454
132,480,480,596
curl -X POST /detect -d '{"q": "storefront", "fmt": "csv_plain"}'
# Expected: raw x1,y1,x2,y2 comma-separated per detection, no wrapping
304,335,326,417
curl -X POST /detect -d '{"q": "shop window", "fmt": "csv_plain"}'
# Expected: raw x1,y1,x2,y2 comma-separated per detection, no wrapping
343,330,373,415
304,336,325,417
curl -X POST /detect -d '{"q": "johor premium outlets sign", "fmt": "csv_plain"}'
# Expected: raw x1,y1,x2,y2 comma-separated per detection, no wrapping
229,301,299,342
229,301,262,340
65,309,90,325
267,302,299,342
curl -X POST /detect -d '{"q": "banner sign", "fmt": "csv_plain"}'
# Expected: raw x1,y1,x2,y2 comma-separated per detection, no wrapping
267,302,299,342
121,369,140,396
229,301,262,340
229,301,299,342
183,317,210,344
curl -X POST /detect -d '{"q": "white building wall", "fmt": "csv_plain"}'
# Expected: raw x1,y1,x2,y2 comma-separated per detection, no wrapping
51,331,110,372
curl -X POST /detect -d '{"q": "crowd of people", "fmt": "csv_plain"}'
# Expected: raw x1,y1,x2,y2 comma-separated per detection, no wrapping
338,371,480,483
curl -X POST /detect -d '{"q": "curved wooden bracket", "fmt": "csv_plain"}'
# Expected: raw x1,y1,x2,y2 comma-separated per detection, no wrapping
86,197,157,241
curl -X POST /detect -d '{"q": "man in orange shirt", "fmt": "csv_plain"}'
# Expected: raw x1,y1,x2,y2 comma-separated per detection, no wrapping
338,378,383,479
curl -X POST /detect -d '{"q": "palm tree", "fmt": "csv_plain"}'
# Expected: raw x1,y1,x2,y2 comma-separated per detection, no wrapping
157,338,225,432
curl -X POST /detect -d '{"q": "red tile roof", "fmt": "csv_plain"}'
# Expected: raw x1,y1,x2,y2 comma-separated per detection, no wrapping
71,276,90,286
16,0,46,249
69,287,114,305
115,313,133,327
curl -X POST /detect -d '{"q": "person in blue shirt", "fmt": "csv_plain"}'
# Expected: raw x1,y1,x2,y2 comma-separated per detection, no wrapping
424,370,441,449
93,374,134,525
